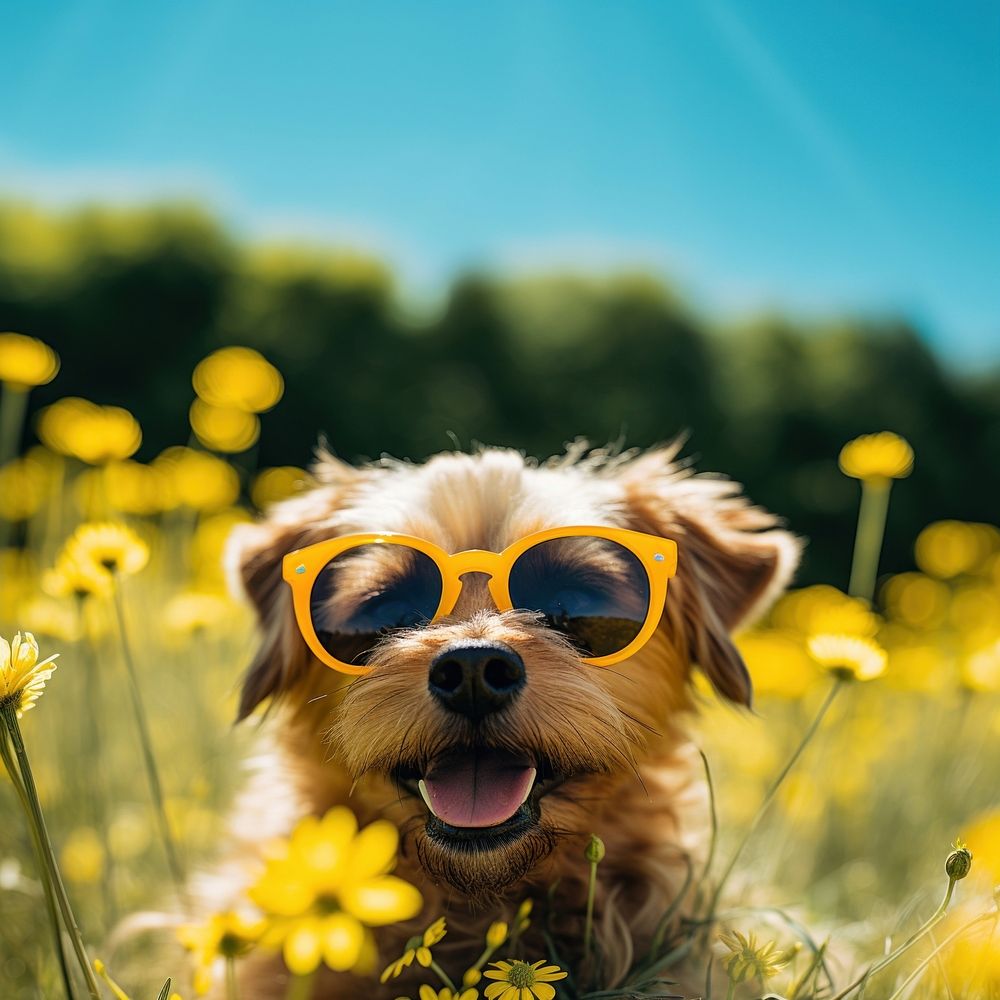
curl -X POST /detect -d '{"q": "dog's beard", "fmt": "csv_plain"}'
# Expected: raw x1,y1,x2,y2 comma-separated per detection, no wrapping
414,821,558,902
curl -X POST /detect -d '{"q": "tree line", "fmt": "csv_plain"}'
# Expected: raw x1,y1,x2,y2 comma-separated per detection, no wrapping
1,201,997,586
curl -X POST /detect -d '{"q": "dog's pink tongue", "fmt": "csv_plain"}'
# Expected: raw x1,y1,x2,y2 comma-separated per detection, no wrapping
424,751,536,828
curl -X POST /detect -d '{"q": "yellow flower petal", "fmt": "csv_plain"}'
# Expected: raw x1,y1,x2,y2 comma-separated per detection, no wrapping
533,967,567,981
320,913,365,972
419,987,439,1000
423,916,447,946
483,985,511,1000
293,809,356,889
0,332,59,388
839,431,913,481
340,875,423,926
248,870,316,916
0,631,59,717
283,919,323,975
416,946,432,967
193,964,213,996
808,633,887,681
380,950,415,982
346,818,400,881
531,984,555,1000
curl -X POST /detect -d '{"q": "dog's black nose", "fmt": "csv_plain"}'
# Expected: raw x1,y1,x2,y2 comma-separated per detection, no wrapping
428,642,526,721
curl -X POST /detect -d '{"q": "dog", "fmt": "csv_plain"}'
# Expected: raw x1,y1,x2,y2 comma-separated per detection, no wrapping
205,442,800,998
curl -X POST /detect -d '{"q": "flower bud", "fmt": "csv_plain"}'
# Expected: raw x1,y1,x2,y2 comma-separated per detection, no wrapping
463,967,482,986
946,845,973,881
585,834,606,864
486,921,508,948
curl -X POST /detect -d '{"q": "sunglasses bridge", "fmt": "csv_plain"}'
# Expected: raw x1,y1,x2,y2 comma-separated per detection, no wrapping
421,548,509,577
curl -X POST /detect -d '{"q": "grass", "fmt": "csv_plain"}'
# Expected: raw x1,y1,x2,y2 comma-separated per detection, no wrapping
0,370,998,998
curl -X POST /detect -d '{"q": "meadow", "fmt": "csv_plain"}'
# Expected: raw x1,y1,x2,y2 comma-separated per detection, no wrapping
1,333,999,1000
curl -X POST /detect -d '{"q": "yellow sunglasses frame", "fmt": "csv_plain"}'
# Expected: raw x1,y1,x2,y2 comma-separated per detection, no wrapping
282,525,678,675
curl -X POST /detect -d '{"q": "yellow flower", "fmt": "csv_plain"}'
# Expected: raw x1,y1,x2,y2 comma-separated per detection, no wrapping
418,987,479,1000
486,921,508,949
189,398,261,453
0,455,51,521
163,592,234,636
37,397,141,464
65,522,149,577
103,460,176,516
43,551,114,600
965,810,1000,884
719,930,790,983
0,332,59,388
250,807,422,977
178,911,265,995
483,959,568,1000
155,447,240,511
381,917,447,981
251,466,312,509
19,596,84,643
915,520,990,579
838,431,913,482
807,633,887,681
0,632,59,718
737,630,819,699
961,639,1000,693
192,346,284,413
93,959,130,1000
60,827,105,884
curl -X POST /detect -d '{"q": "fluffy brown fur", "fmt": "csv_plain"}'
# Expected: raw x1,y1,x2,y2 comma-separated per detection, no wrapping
200,442,800,998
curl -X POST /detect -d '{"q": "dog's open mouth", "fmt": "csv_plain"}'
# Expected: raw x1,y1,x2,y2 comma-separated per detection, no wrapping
396,748,561,849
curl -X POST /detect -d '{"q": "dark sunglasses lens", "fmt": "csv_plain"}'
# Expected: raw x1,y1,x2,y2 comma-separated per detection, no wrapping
309,544,442,666
508,536,651,657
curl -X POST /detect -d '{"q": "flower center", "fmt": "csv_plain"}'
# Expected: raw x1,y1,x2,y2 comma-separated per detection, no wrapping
506,961,536,988
218,932,244,957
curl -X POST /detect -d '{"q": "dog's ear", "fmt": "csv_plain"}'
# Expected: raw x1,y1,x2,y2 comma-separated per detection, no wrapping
227,452,364,720
616,446,802,706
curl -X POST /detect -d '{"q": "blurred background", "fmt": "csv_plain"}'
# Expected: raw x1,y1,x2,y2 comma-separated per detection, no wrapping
3,1,999,585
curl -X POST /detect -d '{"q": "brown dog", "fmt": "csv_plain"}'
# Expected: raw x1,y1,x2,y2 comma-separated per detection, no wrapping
208,443,799,998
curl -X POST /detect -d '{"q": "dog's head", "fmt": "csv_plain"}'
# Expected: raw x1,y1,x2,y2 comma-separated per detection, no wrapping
230,444,799,896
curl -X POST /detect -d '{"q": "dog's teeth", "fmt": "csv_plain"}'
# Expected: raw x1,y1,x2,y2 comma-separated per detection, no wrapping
417,779,438,817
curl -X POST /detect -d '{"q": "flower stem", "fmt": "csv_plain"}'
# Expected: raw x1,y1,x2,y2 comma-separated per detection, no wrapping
884,910,996,1000
429,958,458,992
0,381,28,465
704,679,843,921
285,970,315,1000
725,980,736,1000
848,478,891,602
226,956,239,1000
830,878,958,1000
111,578,187,900
79,600,117,929
584,858,599,964
1,702,102,999
0,724,75,1000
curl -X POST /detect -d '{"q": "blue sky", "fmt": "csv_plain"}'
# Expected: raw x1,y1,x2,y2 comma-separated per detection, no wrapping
3,0,998,363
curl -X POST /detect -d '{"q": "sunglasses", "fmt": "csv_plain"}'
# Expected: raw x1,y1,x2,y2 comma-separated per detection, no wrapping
282,525,678,675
